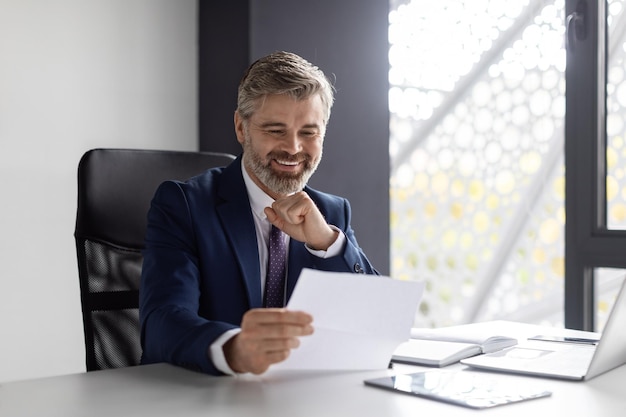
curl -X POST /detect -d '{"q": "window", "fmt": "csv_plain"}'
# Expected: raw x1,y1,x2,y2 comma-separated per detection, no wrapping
390,0,626,331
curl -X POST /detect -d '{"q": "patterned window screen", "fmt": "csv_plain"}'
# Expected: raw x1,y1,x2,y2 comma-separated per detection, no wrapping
389,0,626,330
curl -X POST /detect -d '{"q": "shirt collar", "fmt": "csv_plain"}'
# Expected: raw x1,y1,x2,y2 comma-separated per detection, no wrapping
241,160,274,222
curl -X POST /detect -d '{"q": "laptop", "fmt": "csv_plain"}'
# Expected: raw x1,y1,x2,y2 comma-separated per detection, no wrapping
461,279,626,381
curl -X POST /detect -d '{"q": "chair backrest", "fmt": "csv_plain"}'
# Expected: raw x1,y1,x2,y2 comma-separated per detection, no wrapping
74,148,236,371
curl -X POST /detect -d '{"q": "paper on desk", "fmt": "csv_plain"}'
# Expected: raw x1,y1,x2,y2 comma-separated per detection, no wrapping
269,268,424,371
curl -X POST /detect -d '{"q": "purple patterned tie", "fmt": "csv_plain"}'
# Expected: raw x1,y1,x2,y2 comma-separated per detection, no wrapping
264,225,287,308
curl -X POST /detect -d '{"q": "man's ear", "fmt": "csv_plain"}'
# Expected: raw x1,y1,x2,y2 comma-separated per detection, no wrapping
234,111,245,145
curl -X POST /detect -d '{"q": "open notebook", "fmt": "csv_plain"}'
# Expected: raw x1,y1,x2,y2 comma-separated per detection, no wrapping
461,279,626,381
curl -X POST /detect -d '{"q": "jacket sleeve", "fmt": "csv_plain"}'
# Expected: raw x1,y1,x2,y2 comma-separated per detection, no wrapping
138,180,235,375
307,195,379,276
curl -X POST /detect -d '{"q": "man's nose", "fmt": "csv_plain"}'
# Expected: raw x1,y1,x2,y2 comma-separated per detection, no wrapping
281,132,303,154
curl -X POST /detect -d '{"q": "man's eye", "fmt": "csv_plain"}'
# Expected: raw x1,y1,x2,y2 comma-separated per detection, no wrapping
266,130,284,135
300,131,317,137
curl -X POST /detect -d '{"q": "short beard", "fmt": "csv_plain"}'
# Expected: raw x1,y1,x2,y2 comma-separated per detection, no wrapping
242,131,321,196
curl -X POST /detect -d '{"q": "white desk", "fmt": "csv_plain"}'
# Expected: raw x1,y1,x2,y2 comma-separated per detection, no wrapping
1,362,625,416
2,322,625,416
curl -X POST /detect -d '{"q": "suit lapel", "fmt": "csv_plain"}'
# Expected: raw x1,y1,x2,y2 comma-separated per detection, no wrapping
214,163,333,307
215,157,263,308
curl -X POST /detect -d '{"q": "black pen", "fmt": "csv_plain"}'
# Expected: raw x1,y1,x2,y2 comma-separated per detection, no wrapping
528,335,599,345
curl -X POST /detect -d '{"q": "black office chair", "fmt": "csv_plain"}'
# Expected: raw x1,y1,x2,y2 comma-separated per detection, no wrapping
74,148,236,371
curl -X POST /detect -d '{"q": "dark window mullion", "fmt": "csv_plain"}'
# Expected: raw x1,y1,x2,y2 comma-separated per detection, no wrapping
565,0,606,331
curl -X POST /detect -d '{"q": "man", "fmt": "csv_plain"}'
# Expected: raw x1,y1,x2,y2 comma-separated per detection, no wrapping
139,51,377,376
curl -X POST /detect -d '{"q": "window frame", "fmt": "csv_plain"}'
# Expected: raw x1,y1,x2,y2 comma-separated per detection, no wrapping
565,0,626,331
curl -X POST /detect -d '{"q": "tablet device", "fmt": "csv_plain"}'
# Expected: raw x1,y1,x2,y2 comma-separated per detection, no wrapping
364,370,552,409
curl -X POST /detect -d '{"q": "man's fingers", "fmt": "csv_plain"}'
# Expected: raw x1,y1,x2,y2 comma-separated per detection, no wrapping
264,206,281,226
264,349,291,364
243,321,314,338
269,192,311,224
243,308,313,325
264,193,335,250
265,192,317,228
225,310,314,374
246,350,292,375
259,336,301,352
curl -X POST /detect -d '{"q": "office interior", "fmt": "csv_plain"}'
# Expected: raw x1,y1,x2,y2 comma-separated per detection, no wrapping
0,0,388,383
1,0,622,385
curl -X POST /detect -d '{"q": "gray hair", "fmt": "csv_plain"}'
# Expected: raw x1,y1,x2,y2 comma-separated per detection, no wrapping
236,51,335,124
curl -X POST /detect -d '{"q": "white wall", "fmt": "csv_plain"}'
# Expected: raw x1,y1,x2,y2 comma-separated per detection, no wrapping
0,0,197,383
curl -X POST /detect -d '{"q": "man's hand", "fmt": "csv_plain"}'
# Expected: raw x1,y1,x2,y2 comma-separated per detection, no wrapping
264,191,338,250
223,308,314,374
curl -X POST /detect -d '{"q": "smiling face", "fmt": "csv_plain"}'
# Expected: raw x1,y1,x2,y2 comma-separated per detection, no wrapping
235,93,326,199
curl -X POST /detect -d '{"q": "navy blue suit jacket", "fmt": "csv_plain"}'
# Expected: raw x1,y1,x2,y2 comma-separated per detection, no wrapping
139,156,377,375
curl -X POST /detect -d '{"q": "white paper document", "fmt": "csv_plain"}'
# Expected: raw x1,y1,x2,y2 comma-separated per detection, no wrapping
269,268,424,371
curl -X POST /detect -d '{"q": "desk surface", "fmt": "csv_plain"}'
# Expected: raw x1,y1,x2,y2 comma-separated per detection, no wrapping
2,322,625,417
1,362,625,417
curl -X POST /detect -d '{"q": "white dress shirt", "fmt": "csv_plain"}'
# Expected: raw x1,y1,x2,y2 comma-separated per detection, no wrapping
210,162,346,374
